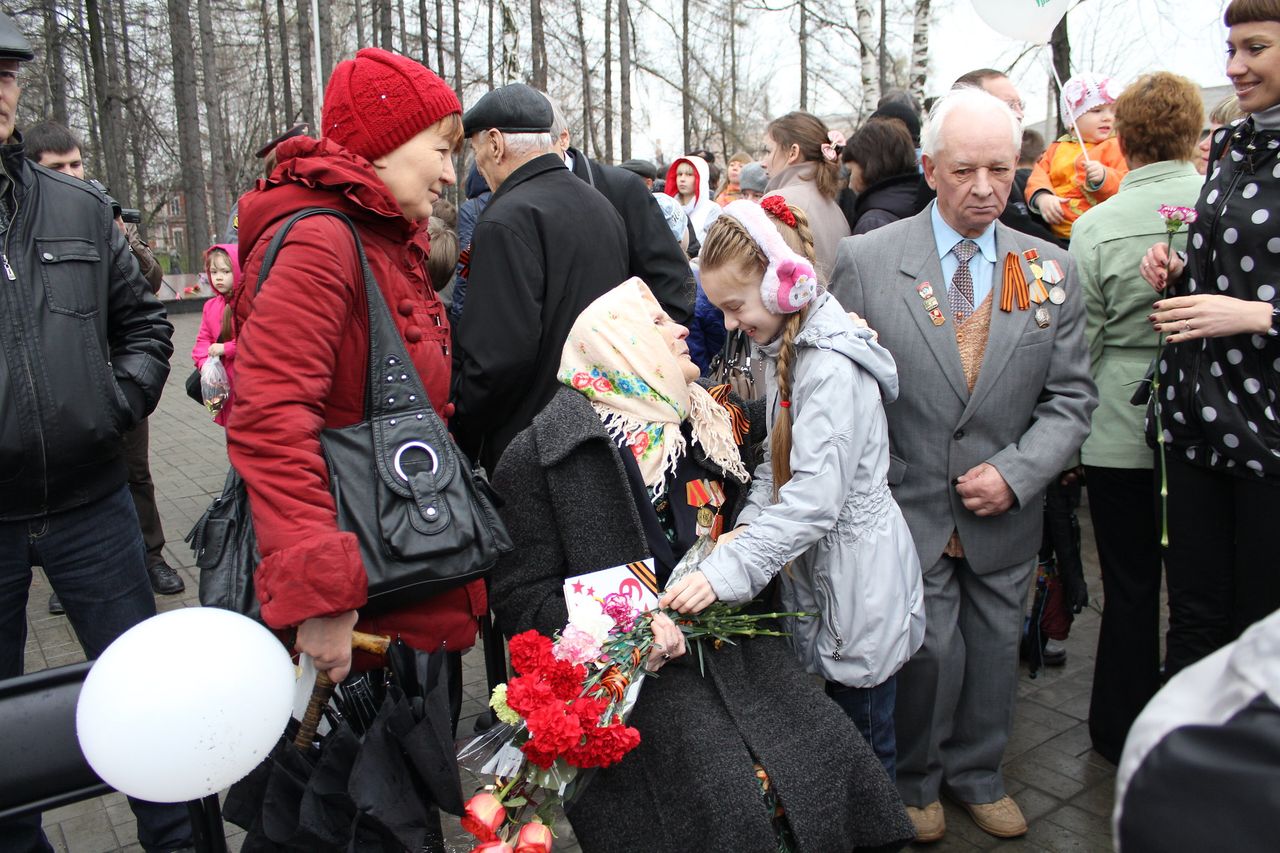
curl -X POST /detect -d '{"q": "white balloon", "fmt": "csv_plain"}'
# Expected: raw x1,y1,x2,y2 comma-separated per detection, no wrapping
971,0,1071,44
76,608,296,802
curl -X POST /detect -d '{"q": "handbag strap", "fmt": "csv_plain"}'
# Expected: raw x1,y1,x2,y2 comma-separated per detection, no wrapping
253,208,436,424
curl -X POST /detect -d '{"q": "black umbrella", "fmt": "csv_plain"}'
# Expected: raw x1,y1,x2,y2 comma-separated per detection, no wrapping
224,633,464,852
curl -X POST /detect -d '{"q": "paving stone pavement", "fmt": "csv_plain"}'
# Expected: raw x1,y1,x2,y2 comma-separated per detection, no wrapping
22,311,1122,852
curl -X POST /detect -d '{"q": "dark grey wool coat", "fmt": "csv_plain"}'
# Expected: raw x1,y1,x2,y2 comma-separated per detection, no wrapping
490,387,914,853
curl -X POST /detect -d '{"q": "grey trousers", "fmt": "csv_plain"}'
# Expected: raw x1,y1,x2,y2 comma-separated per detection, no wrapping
894,553,1036,806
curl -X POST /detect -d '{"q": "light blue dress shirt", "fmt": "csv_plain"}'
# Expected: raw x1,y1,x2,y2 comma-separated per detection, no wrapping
930,201,998,310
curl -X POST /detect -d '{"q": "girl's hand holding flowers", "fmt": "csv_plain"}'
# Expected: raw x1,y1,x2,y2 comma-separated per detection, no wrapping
1140,242,1184,291
659,570,718,615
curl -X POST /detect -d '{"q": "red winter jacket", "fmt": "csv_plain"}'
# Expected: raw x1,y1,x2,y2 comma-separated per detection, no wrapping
227,136,485,655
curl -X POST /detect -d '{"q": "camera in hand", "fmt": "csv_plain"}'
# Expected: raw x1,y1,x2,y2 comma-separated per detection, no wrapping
85,178,140,223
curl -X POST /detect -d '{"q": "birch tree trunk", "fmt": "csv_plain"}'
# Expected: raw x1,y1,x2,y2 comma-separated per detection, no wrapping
681,0,691,153
798,0,808,111
854,0,878,115
909,0,931,107
530,0,547,90
166,0,211,271
198,0,231,237
43,0,68,126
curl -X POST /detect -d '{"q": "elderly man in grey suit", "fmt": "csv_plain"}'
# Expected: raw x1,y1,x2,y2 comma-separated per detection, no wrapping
829,87,1097,842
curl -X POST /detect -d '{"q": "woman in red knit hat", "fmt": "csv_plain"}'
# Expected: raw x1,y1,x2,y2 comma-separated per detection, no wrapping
227,49,482,696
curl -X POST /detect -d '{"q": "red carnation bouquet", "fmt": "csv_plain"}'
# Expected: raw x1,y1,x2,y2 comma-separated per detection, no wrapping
455,592,802,852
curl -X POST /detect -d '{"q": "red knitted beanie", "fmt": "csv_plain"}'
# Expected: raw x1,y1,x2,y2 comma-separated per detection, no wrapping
321,47,462,163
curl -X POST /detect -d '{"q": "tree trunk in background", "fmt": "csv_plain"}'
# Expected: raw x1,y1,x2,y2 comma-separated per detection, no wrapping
276,0,295,123
877,0,888,96
378,0,393,50
486,0,495,87
319,0,333,90
166,0,211,272
603,0,613,162
728,0,738,150
101,0,131,200
500,0,520,84
356,0,365,51
797,0,808,111
619,0,631,160
530,0,547,90
84,0,131,200
681,0,690,152
74,0,103,172
197,0,230,237
117,0,148,238
43,1,68,126
854,0,878,115
572,0,599,158
909,0,931,108
434,0,444,80
1050,16,1070,136
418,0,429,65
260,0,278,128
296,0,315,126
398,0,407,52
452,0,462,95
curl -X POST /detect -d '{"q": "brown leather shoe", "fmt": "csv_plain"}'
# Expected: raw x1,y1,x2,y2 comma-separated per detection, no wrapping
960,795,1028,838
905,801,945,843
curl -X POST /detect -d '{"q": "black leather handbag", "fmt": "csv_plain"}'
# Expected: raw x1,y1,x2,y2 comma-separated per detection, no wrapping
186,467,261,621
190,208,510,617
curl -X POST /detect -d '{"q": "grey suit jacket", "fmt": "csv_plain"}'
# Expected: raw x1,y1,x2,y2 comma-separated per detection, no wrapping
830,208,1097,575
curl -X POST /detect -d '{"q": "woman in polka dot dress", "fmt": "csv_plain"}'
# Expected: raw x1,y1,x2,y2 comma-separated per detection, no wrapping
1140,0,1280,678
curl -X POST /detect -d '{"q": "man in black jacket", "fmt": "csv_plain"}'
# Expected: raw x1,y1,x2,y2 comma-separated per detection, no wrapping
452,83,629,471
546,95,694,324
0,15,190,852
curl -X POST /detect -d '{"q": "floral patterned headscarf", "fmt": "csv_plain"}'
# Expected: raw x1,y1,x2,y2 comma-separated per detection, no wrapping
558,278,749,495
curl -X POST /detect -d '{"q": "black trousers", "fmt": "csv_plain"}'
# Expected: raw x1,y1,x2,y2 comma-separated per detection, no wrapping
121,417,167,565
1084,466,1162,764
1162,453,1280,679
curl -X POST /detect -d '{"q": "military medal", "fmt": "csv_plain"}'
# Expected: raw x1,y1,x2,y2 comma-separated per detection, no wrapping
1048,286,1066,305
1034,306,1051,328
687,479,726,538
1041,259,1066,304
1023,248,1049,304
918,282,945,325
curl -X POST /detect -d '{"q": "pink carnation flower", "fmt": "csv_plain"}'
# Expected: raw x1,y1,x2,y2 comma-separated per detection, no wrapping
552,625,603,665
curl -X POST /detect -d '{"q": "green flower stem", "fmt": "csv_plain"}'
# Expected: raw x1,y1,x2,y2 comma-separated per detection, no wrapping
1154,230,1178,549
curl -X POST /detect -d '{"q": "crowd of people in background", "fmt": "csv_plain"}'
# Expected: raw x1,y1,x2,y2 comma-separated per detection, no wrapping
4,0,1280,851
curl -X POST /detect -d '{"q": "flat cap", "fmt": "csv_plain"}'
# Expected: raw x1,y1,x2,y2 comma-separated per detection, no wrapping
0,12,34,62
462,83,553,137
255,122,310,159
619,159,657,181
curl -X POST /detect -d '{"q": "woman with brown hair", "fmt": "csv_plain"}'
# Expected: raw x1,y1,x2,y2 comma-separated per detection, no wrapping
1140,0,1280,684
759,111,851,275
1069,71,1206,764
841,120,922,235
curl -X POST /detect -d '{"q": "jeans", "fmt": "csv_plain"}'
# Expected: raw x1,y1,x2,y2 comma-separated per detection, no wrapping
826,675,898,780
0,485,191,852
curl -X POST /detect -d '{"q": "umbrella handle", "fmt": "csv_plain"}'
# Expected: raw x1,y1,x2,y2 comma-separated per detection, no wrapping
294,672,335,750
351,630,391,656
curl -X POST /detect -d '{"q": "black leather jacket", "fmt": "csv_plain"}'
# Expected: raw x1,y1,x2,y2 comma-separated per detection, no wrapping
0,138,173,520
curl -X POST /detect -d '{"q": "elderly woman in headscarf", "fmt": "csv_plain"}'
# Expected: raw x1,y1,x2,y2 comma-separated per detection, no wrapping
488,278,913,853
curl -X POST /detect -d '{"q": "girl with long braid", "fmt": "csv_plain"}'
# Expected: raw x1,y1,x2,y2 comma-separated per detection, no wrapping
660,197,925,778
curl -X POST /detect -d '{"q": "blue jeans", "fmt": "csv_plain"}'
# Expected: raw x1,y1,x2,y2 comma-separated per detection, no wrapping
826,675,898,780
0,485,191,852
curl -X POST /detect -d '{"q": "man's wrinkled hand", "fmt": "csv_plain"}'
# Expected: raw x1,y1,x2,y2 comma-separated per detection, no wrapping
955,463,1015,517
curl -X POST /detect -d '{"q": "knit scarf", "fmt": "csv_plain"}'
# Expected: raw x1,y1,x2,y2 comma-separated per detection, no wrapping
558,278,749,495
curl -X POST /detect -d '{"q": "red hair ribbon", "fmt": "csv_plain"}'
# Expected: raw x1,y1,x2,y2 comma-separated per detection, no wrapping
760,195,796,228
779,399,791,409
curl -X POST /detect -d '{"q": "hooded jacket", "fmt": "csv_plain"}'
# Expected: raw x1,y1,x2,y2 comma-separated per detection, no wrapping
663,155,722,243
0,141,173,520
192,243,240,427
699,293,925,687
228,135,483,653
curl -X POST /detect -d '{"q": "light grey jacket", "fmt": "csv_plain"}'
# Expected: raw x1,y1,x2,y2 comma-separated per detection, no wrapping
830,208,1098,574
700,293,925,688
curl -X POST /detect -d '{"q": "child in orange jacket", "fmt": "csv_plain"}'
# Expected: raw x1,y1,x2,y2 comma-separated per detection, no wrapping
1026,72,1128,242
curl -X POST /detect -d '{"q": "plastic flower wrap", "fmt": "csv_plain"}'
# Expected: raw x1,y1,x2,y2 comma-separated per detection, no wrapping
456,576,806,852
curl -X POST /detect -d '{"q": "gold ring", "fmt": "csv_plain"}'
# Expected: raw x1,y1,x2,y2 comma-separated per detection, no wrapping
1183,319,1191,332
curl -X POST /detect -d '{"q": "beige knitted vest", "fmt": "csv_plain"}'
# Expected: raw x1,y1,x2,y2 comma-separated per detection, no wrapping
944,293,994,559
